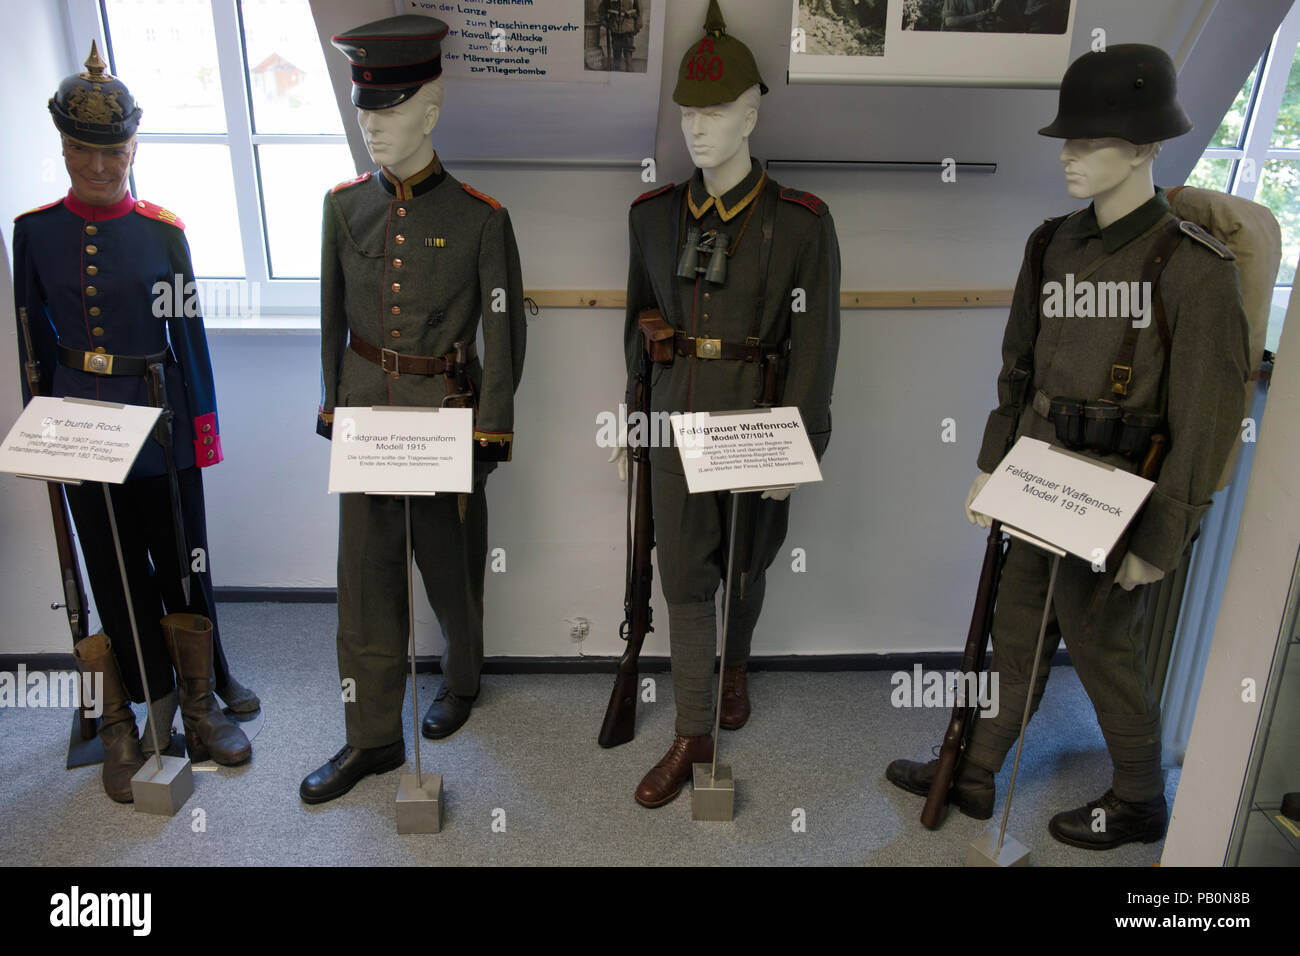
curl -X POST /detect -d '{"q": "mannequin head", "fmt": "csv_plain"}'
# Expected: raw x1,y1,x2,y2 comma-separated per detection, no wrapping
1060,137,1160,226
356,77,443,180
680,82,760,170
62,135,136,206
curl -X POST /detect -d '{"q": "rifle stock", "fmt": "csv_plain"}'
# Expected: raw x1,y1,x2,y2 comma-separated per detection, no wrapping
18,307,96,740
598,351,655,748
920,519,1006,828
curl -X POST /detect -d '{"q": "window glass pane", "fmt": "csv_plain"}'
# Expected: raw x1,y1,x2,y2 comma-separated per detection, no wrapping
1211,60,1259,148
103,0,226,134
258,143,357,277
131,143,245,277
241,0,345,134
1272,42,1300,148
1186,157,1235,193
1257,159,1300,285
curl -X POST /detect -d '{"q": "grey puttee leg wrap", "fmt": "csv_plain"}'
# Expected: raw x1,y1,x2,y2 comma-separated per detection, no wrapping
964,657,1053,774
668,600,718,737
1099,712,1165,803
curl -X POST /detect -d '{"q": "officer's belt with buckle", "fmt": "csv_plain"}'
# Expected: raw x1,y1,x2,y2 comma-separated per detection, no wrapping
58,344,171,377
673,331,771,362
349,335,476,376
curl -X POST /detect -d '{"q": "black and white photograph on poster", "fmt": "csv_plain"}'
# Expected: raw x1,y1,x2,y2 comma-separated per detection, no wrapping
902,0,1071,34
585,0,653,72
796,0,888,56
790,0,1076,87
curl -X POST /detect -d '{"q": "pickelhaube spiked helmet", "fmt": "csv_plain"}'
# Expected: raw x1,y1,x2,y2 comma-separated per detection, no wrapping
672,0,769,107
49,41,142,147
1039,43,1192,144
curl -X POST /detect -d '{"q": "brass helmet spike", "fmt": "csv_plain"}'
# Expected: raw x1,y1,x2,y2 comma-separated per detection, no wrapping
80,40,111,82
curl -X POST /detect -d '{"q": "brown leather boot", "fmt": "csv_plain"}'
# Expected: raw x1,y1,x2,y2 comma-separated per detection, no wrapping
719,665,750,730
73,633,145,803
161,613,251,766
635,734,714,808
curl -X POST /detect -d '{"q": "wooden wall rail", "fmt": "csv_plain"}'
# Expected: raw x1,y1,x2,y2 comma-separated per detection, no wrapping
524,290,1014,310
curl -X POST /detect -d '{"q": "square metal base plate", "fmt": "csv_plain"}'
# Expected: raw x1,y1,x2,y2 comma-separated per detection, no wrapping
396,773,442,833
130,755,194,816
691,763,735,821
967,828,1030,867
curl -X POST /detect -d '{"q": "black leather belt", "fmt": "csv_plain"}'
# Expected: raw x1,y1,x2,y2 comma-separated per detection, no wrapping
58,344,171,377
673,331,772,362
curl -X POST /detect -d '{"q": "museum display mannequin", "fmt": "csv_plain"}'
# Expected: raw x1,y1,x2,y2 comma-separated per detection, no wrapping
302,14,526,805
890,44,1251,850
14,43,256,801
620,0,840,808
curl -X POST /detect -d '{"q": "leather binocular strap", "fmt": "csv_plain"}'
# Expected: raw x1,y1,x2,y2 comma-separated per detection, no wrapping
349,334,474,376
58,344,170,377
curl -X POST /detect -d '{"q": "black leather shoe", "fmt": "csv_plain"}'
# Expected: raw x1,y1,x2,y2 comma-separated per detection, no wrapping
885,757,996,820
421,683,476,740
1048,789,1167,850
299,741,405,805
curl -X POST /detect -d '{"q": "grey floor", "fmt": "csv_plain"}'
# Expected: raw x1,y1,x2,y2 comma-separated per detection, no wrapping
0,603,1178,866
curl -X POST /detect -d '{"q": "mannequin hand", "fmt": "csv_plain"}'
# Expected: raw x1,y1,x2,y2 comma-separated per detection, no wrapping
1116,553,1163,591
964,472,993,528
608,446,628,482
761,488,792,502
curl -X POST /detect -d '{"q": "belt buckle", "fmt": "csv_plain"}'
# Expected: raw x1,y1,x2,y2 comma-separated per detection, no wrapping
1110,364,1132,396
381,347,400,378
696,337,722,359
85,352,112,375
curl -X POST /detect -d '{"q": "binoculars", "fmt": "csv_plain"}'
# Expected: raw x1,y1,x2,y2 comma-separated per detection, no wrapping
1048,397,1163,460
677,228,730,286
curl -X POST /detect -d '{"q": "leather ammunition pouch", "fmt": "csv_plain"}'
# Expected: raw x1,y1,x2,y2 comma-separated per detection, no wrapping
1039,391,1163,461
638,309,676,364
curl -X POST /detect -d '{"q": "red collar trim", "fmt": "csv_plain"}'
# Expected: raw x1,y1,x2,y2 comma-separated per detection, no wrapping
63,190,136,222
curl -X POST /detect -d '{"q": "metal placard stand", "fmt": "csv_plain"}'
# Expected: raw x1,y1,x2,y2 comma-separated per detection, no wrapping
101,482,195,815
967,526,1064,867
395,495,443,833
692,491,744,822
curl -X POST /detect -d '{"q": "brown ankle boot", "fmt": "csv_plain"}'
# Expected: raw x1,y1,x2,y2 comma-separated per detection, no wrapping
73,633,145,803
161,614,251,766
635,734,714,808
719,665,750,730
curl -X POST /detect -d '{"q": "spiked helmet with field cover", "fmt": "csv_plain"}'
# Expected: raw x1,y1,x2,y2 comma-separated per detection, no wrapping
672,0,769,107
1039,43,1192,144
49,41,142,146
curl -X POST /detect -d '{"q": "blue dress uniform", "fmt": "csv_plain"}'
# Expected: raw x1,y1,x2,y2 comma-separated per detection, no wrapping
13,190,234,702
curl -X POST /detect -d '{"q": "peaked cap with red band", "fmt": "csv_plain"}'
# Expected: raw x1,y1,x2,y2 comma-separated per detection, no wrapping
331,14,449,110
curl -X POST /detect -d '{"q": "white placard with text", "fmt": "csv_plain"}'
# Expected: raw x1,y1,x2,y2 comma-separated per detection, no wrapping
970,437,1155,561
328,406,473,495
670,407,822,495
0,396,159,485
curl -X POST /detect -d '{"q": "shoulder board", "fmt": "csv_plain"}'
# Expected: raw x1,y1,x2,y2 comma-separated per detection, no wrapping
14,198,63,222
331,171,372,194
632,183,675,206
462,183,501,210
133,199,185,229
779,188,827,216
1178,219,1234,260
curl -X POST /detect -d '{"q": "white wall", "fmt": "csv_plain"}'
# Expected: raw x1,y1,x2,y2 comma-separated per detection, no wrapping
2,0,1289,657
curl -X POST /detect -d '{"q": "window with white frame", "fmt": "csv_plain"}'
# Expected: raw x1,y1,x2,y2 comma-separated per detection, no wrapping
1188,0,1300,350
72,0,357,317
